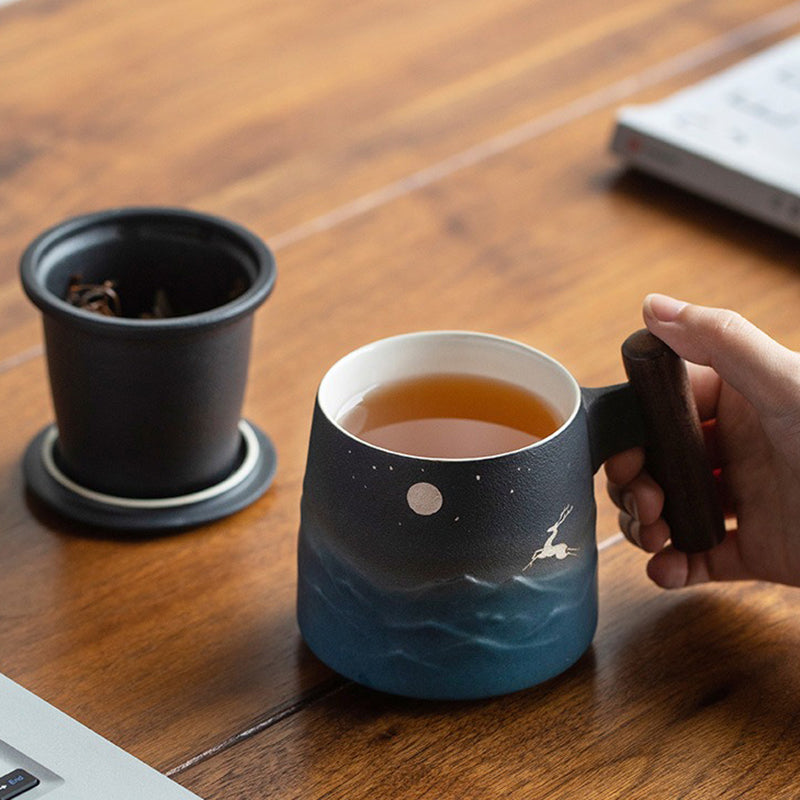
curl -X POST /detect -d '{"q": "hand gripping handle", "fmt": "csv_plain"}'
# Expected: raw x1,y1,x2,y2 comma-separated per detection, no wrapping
621,329,726,553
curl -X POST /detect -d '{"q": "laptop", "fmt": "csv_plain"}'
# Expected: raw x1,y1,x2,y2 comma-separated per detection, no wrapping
611,34,800,236
0,673,203,799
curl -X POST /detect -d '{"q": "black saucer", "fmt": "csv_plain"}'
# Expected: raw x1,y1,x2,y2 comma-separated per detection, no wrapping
22,420,276,532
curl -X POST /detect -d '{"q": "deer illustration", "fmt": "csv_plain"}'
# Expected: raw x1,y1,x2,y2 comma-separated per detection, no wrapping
523,504,578,570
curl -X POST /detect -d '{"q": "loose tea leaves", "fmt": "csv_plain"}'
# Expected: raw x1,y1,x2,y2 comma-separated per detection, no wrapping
66,275,122,317
65,274,176,319
65,273,247,318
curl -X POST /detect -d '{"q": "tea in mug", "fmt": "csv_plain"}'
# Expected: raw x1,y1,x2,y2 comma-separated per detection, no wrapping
337,373,562,458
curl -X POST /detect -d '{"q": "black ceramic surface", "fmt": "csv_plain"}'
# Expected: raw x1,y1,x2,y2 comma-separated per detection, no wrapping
20,207,276,525
23,420,276,531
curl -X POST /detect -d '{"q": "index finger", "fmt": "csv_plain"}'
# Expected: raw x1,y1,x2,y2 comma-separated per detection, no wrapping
604,446,645,486
687,362,722,422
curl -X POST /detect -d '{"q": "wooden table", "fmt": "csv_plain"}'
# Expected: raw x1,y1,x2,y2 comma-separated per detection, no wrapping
2,0,800,796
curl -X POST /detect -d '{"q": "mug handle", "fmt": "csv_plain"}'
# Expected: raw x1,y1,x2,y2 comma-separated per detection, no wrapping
621,329,725,553
583,330,726,553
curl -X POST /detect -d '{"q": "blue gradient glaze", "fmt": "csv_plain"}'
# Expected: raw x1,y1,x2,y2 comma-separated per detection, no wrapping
298,518,597,699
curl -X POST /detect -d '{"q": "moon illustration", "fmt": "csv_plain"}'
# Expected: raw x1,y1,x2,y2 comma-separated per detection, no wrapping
406,482,443,516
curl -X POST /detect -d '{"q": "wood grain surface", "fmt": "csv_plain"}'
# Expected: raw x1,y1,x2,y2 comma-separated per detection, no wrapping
179,541,800,799
1,0,800,796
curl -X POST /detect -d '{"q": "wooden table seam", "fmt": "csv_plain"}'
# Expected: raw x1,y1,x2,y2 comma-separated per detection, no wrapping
165,531,627,779
165,678,350,779
265,3,800,253
1,6,799,378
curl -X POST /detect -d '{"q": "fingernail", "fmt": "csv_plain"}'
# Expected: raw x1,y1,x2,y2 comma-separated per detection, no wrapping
644,293,687,323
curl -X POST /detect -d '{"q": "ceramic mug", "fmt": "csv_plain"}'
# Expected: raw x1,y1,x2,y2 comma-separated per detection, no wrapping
297,330,723,699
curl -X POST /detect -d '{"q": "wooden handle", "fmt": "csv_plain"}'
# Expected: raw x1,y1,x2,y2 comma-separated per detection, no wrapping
621,329,725,553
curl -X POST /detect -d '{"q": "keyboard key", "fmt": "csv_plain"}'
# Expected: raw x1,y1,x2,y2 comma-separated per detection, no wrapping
0,769,39,799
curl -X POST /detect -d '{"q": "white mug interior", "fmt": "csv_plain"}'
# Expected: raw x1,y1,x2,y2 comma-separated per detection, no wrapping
318,331,581,458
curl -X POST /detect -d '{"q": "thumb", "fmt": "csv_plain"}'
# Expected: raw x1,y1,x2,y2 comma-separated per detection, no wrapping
642,294,800,417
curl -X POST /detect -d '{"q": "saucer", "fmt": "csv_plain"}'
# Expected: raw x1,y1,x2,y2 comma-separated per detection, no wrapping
22,420,276,532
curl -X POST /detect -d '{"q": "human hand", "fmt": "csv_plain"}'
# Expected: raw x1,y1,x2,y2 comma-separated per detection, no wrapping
606,293,800,589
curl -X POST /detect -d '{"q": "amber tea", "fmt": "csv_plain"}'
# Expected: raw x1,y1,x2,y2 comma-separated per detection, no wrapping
337,373,562,458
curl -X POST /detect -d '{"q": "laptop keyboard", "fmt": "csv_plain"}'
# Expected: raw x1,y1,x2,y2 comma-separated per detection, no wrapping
611,34,800,236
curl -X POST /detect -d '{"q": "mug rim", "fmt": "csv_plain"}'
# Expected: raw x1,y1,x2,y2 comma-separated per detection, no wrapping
317,330,581,463
19,206,276,337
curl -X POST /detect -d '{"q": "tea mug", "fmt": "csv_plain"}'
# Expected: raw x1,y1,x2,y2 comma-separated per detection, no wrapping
297,330,723,699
